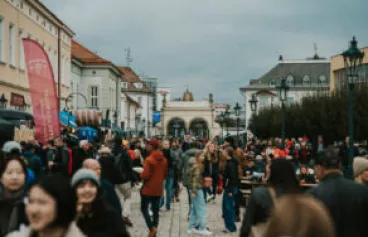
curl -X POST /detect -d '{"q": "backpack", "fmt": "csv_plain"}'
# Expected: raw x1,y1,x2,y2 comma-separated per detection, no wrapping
114,152,128,182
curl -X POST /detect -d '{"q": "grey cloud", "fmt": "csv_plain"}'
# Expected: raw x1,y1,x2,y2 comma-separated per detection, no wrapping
42,0,368,104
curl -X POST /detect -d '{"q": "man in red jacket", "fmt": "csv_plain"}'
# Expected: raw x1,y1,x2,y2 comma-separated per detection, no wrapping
140,139,168,237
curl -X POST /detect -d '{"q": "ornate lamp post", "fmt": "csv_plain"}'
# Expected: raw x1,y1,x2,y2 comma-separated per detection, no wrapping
224,106,230,137
342,36,364,179
0,94,8,108
277,78,289,148
219,112,226,141
248,94,258,136
234,102,242,146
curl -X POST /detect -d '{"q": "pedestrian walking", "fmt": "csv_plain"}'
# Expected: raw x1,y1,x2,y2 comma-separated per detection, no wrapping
309,147,368,237
140,139,168,237
187,150,212,236
162,140,174,211
240,159,300,237
170,139,183,202
6,175,85,237
50,137,70,177
0,155,28,236
72,169,130,237
222,147,239,233
264,195,335,237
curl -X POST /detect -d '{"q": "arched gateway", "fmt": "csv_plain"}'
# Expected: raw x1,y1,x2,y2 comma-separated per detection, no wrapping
161,90,220,139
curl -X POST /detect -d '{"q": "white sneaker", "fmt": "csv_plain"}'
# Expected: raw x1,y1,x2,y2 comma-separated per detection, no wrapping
198,229,212,236
187,228,199,234
149,210,153,216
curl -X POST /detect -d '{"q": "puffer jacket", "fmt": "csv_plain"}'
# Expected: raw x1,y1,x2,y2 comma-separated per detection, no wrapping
181,148,197,186
188,162,203,195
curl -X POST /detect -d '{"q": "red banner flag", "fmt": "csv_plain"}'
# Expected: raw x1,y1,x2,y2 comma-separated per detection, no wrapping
23,39,60,143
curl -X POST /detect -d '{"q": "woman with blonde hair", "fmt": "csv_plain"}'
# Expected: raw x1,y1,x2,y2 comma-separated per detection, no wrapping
203,141,219,202
264,195,335,237
187,150,212,236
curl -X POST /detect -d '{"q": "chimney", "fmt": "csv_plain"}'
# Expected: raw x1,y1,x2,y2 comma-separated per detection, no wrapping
279,55,283,61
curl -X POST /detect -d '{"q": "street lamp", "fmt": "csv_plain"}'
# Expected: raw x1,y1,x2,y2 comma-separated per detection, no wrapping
234,102,242,146
224,106,230,137
342,36,364,179
0,94,8,108
249,94,258,137
277,78,289,148
219,112,226,141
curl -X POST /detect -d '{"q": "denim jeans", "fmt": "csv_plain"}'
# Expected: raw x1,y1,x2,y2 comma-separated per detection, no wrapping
222,188,238,232
165,177,174,209
141,194,161,230
188,189,207,231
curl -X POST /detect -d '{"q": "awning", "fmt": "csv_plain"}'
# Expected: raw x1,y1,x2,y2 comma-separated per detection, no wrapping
0,108,34,120
72,109,101,127
77,126,98,142
59,110,77,128
0,117,15,141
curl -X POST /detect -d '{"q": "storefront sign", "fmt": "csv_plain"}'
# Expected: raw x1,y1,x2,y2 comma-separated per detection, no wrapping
10,93,25,107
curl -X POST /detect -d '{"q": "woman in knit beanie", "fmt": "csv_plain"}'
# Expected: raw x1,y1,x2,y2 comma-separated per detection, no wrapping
71,169,130,237
353,157,368,185
6,175,85,237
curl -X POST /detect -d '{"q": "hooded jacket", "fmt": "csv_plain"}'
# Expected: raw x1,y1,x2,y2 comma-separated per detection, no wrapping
6,222,85,237
181,148,198,186
140,150,168,196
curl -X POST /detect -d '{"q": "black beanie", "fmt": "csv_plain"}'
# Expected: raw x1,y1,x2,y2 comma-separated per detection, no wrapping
35,175,77,228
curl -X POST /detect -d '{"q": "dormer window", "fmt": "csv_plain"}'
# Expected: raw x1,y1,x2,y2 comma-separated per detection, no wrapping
286,75,294,86
269,80,276,87
134,83,143,89
319,75,327,84
121,82,127,89
303,75,311,85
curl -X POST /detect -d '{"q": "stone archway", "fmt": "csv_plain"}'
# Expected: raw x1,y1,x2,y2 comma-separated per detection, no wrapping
166,117,186,137
189,117,209,140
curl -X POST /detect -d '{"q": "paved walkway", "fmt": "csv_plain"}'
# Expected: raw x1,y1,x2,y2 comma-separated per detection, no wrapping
129,187,242,237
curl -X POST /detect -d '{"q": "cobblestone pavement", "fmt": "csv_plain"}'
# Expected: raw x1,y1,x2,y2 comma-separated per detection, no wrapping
129,187,242,237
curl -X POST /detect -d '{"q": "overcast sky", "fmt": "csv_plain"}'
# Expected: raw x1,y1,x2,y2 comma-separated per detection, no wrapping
42,0,368,105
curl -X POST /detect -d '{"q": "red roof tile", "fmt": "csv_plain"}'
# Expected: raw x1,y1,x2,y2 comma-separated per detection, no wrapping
72,40,111,65
118,67,142,83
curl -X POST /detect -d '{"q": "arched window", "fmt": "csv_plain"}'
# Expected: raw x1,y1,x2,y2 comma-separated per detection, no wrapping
286,75,294,86
319,75,327,84
303,75,311,85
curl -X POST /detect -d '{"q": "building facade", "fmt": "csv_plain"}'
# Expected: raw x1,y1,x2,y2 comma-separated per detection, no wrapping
119,67,153,136
120,92,141,135
330,47,368,93
70,40,121,126
156,87,171,112
0,0,74,111
240,55,330,129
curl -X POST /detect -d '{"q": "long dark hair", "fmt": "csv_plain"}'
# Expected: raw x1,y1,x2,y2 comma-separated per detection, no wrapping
268,159,300,194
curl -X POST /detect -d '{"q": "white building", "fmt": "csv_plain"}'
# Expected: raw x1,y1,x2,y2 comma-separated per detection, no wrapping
120,92,141,135
119,67,153,136
70,40,121,126
240,54,330,129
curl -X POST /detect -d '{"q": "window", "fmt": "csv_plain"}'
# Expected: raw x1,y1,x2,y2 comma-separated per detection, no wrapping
121,82,127,89
9,24,15,66
286,75,294,86
89,86,99,108
260,97,268,108
319,75,327,84
0,17,4,62
138,96,142,105
303,75,310,85
287,97,294,105
134,83,143,89
19,29,25,70
269,80,275,87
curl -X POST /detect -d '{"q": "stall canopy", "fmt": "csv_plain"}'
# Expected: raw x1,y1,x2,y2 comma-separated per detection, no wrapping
59,110,77,128
0,117,15,141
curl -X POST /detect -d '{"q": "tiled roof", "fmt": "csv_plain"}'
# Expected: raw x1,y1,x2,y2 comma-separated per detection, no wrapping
71,40,111,65
250,59,330,86
118,67,142,83
118,67,153,94
124,93,141,107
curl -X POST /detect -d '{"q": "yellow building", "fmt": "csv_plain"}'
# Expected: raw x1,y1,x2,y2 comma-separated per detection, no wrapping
0,0,74,112
330,46,368,93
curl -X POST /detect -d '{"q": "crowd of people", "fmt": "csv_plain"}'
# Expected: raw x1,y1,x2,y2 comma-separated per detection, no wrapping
0,132,367,237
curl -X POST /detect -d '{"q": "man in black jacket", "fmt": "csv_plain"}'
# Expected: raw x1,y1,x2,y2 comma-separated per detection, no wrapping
309,147,368,237
222,147,239,233
114,139,135,227
50,137,70,177
73,140,94,174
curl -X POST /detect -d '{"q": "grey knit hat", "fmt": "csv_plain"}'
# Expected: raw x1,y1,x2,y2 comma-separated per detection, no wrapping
353,157,368,177
71,168,101,188
2,141,22,154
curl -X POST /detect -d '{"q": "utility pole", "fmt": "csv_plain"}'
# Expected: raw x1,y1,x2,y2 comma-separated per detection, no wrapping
125,48,133,67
